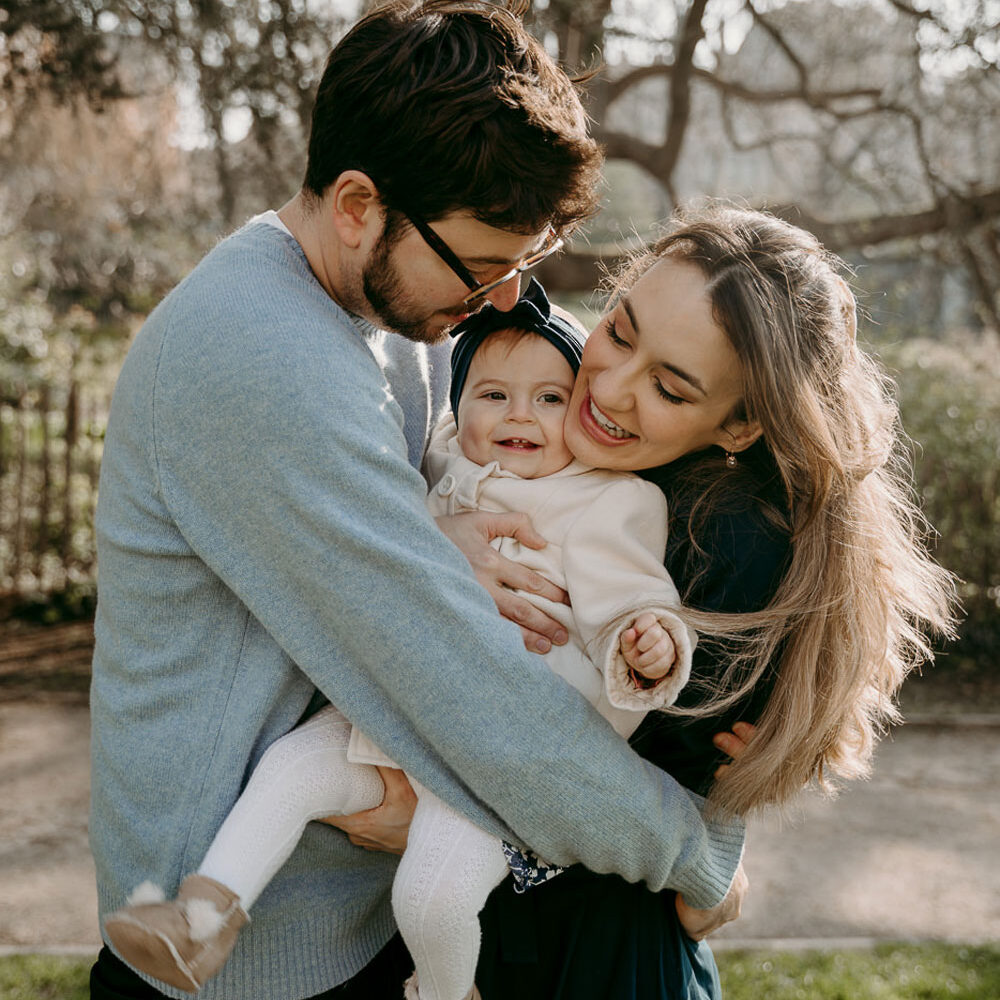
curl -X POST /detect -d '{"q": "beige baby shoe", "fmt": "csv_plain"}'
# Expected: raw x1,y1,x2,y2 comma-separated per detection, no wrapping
104,874,249,993
402,972,482,1000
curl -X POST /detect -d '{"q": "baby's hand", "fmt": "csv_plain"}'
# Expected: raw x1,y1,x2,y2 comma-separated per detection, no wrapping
621,612,676,688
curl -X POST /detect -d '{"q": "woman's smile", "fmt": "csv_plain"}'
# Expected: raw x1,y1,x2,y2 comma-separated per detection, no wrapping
580,393,636,444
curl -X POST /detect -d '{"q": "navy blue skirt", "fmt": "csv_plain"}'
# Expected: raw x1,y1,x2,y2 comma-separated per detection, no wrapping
476,865,721,1000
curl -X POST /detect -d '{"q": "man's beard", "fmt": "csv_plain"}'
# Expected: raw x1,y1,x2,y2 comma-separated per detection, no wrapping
362,231,457,344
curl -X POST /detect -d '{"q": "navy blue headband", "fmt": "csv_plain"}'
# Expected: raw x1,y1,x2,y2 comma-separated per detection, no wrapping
449,278,587,417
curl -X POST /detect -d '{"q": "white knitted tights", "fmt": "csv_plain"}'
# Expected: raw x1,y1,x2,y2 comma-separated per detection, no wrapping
393,782,509,1000
198,705,385,910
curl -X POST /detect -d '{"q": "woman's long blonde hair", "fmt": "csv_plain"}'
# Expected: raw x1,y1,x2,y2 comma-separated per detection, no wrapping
617,205,958,817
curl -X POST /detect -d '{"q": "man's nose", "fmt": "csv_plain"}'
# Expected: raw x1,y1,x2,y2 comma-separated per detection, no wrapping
485,274,522,311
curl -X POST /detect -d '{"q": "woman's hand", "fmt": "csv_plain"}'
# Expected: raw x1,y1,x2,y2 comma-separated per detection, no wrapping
712,720,758,780
436,511,570,653
319,767,417,855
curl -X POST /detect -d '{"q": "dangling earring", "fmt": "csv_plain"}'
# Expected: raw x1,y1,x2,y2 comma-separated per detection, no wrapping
725,451,737,468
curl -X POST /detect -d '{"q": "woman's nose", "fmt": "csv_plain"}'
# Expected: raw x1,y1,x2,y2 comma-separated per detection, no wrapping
591,362,634,412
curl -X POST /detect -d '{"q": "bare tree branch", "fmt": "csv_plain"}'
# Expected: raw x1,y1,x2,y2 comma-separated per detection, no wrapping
771,189,1000,250
604,62,882,110
745,0,809,92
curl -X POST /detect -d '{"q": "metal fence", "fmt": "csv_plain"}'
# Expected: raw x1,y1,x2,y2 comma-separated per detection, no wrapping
0,374,111,603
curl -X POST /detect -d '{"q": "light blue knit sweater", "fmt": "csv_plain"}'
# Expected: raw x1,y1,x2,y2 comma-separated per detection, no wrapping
90,220,744,999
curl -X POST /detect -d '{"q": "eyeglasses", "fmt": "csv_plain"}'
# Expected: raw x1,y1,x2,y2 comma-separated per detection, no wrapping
402,211,564,306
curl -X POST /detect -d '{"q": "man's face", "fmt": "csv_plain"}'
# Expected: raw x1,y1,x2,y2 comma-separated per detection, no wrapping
362,212,551,344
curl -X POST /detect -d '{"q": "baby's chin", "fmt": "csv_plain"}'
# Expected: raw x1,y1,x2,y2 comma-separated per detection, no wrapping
499,456,575,480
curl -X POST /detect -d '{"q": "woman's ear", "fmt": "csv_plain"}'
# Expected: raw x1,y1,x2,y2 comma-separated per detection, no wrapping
717,417,763,455
329,171,382,249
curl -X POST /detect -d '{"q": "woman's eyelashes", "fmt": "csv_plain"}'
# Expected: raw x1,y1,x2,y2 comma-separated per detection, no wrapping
605,317,629,348
606,317,687,406
653,379,686,405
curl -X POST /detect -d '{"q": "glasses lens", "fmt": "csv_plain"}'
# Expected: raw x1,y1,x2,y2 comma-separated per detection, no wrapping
462,234,564,305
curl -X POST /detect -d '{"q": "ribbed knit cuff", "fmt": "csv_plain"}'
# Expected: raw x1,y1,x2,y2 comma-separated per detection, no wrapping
674,798,746,910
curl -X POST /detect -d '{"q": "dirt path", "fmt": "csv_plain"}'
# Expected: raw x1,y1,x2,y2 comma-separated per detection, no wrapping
2,699,999,953
1,702,98,949
1,622,998,951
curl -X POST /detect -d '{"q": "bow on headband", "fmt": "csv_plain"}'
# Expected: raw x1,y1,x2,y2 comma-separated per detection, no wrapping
449,278,587,417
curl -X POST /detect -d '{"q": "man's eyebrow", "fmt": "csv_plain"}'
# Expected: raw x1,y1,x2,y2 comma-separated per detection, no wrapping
622,297,708,396
462,233,551,267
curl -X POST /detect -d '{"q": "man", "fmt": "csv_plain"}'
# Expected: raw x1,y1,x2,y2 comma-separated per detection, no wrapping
89,3,745,998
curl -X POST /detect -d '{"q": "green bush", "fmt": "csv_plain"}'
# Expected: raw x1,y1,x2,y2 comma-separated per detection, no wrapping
873,331,1000,673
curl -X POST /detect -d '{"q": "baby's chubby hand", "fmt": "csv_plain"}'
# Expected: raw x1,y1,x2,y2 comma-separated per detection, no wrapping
621,611,676,687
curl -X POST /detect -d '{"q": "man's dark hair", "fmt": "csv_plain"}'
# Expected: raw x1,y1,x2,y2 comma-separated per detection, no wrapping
303,0,602,235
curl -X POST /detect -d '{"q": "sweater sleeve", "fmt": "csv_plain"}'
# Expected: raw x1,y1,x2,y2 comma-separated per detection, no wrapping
151,291,742,906
562,476,697,713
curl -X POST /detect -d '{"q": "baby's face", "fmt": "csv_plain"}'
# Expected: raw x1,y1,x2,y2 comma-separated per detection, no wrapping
456,332,576,479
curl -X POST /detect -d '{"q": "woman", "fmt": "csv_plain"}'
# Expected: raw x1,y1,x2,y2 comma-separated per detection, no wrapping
339,205,957,999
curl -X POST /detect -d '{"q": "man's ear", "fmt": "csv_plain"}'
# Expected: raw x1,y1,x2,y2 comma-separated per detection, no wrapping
717,417,763,455
329,171,382,249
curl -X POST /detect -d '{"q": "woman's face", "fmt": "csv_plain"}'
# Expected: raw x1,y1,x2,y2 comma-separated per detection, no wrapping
563,257,753,471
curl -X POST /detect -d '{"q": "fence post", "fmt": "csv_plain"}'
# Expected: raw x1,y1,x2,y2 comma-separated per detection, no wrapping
61,377,78,572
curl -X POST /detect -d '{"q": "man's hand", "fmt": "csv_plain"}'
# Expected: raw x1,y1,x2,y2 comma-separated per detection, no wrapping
620,612,676,685
436,511,569,653
319,767,417,855
675,861,749,940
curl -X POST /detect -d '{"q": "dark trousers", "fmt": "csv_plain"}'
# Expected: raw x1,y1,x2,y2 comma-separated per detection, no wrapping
90,933,413,999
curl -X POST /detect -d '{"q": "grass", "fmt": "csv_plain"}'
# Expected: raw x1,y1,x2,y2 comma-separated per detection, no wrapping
0,954,91,1000
717,944,1000,1000
2,945,999,999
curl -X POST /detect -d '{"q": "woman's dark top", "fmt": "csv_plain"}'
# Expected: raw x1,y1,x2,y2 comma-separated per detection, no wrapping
476,445,791,1000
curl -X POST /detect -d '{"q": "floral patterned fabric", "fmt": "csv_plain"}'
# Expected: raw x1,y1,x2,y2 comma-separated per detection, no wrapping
501,841,566,893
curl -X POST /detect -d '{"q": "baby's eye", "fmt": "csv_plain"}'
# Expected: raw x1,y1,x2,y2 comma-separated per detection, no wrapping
539,392,566,404
483,390,507,401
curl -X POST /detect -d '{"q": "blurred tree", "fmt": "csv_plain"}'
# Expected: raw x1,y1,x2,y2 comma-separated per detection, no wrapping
530,0,1000,329
1,0,357,217
1,0,996,645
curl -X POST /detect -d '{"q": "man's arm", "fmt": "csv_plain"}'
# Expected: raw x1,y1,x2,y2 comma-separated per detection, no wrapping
434,510,569,654
153,306,742,907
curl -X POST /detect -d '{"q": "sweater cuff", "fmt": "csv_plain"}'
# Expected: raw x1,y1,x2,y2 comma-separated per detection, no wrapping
673,792,746,909
603,608,697,712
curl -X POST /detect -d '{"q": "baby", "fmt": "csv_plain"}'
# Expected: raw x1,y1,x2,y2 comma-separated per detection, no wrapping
104,279,696,1000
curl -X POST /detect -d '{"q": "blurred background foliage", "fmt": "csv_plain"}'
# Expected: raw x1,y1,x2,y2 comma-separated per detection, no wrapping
0,0,997,682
